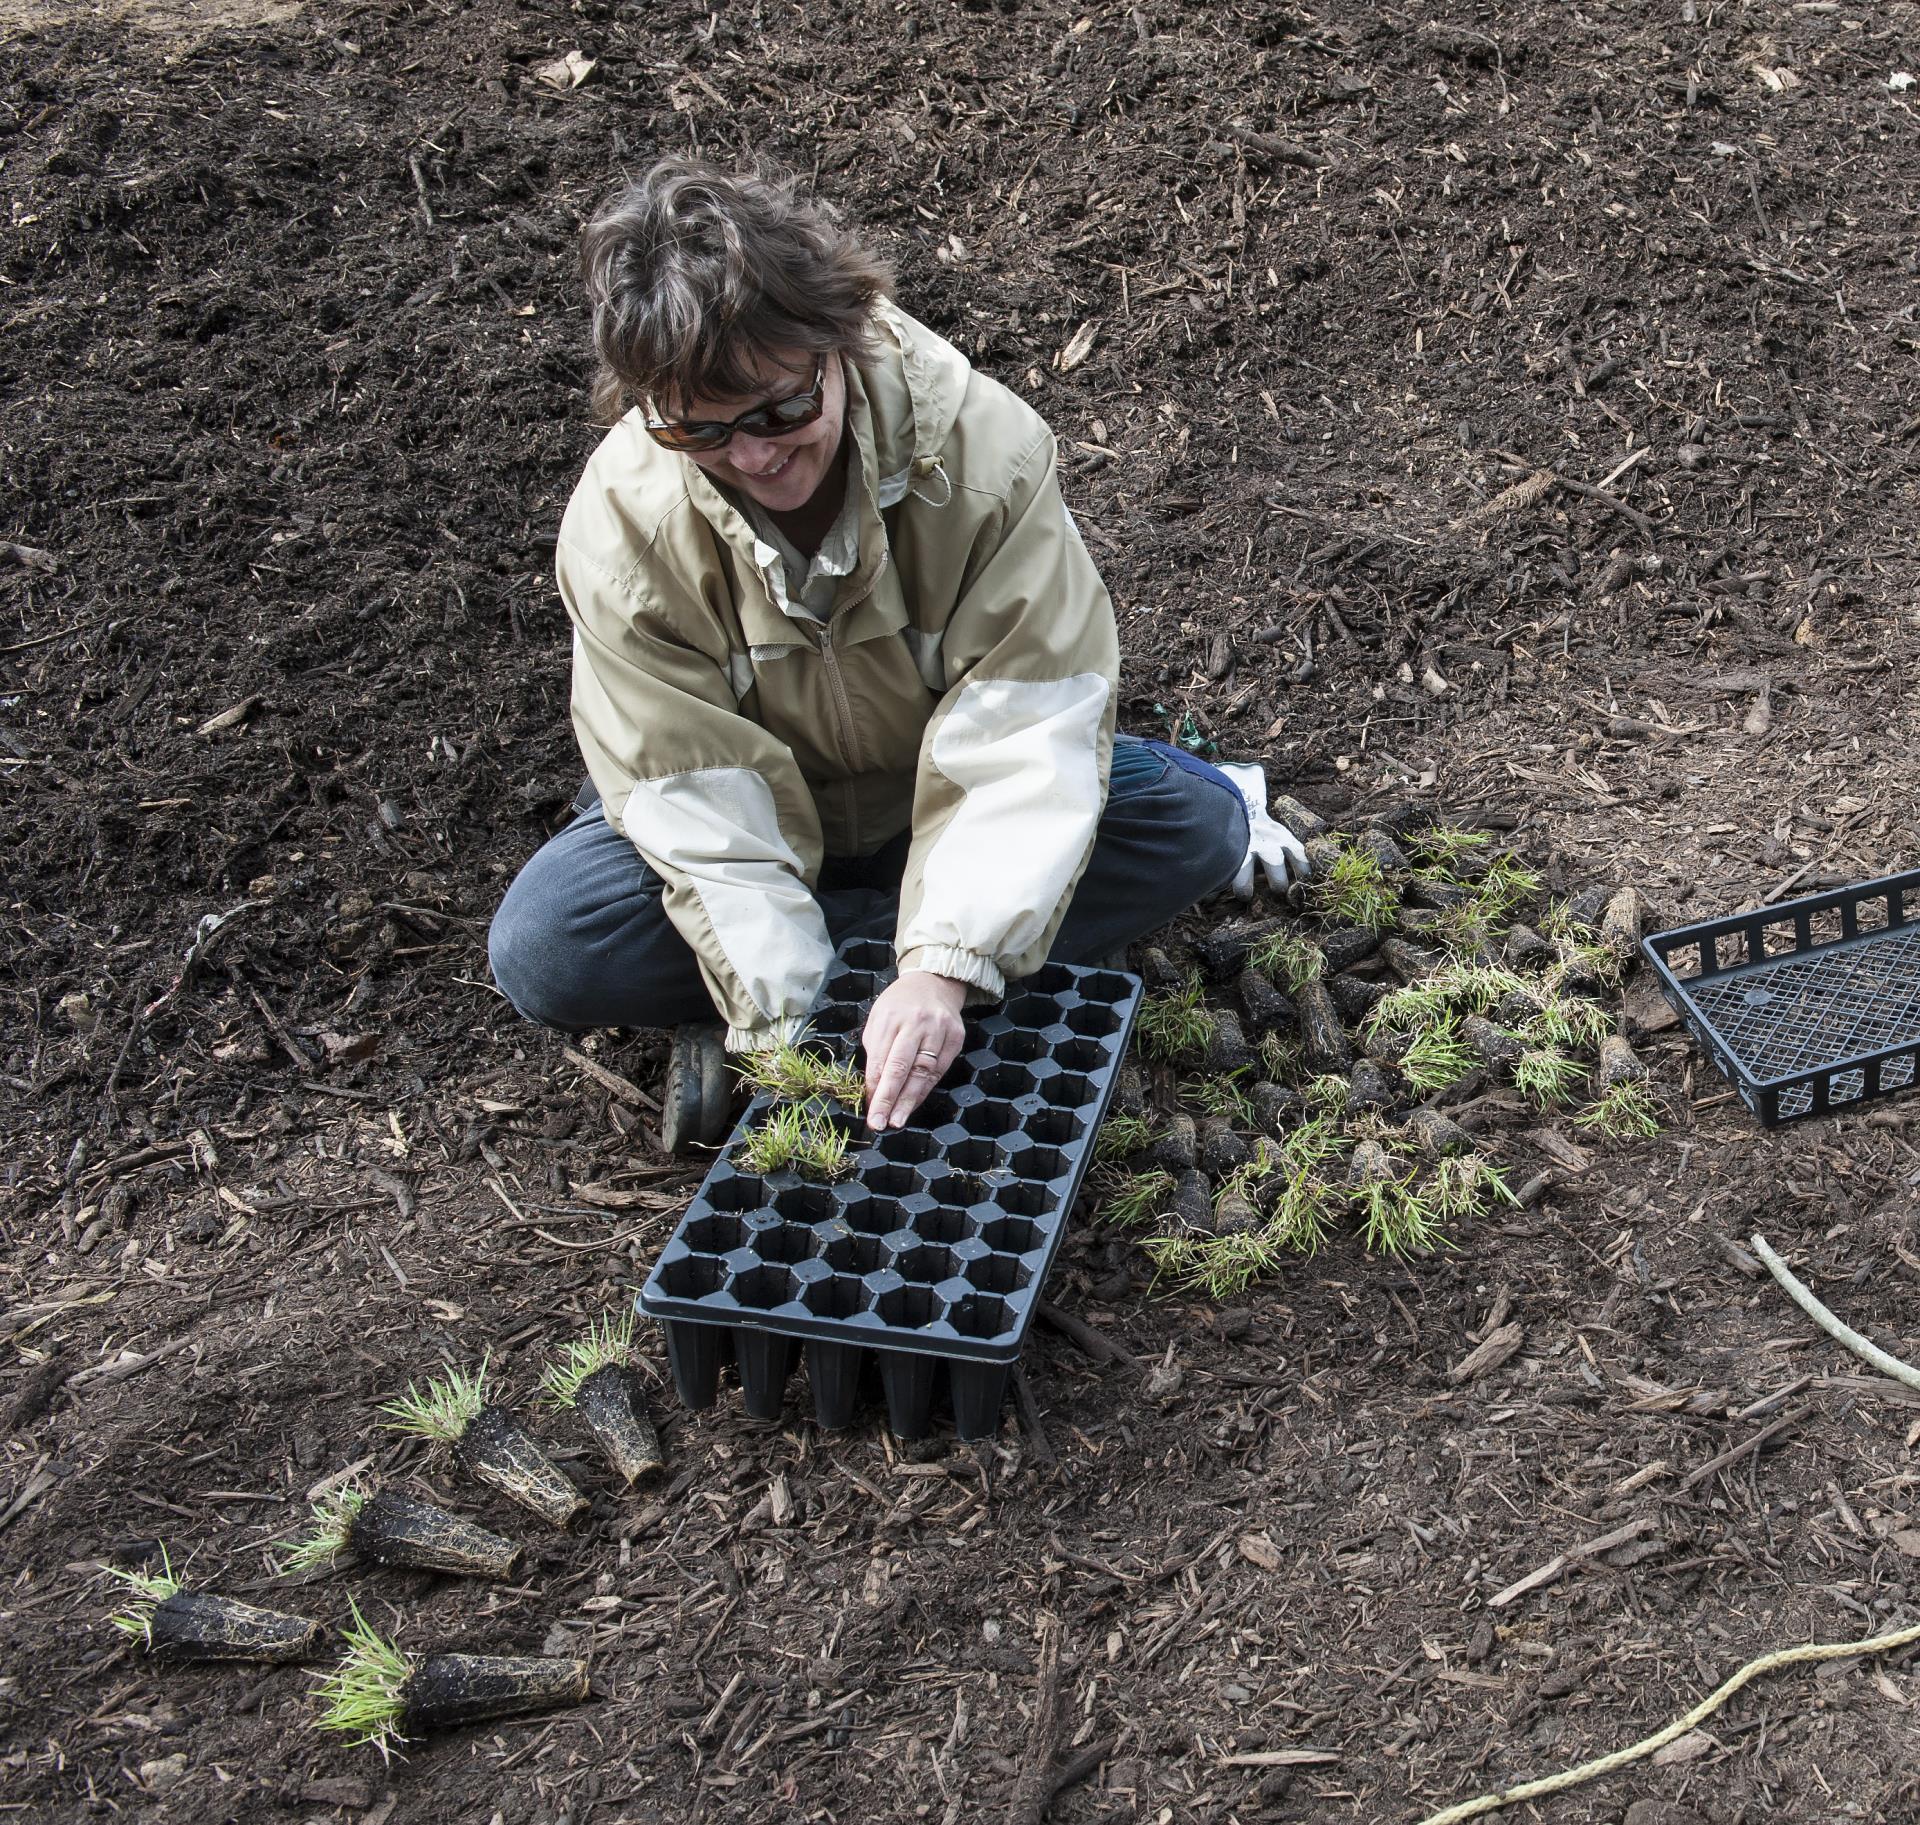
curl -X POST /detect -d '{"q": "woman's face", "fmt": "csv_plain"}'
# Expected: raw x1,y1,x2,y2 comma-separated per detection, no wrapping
667,349,848,517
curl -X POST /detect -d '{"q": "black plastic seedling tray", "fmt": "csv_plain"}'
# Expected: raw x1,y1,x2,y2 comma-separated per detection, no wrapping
637,940,1141,1440
1642,866,1920,1126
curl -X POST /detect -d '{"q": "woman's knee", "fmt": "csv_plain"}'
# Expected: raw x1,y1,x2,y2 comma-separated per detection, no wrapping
488,882,593,1030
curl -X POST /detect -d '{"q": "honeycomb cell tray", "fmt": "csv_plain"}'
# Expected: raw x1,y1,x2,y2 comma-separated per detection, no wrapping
637,939,1142,1439
1642,866,1920,1126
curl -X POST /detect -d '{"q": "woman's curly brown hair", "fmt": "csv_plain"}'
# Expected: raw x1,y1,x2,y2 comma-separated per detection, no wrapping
580,159,894,425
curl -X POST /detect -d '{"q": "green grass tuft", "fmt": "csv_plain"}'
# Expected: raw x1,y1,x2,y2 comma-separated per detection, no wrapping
734,1041,866,1112
1399,1016,1479,1094
1531,993,1613,1051
379,1355,488,1443
1094,1113,1159,1162
1136,977,1217,1063
104,1547,182,1646
313,1597,411,1758
1099,1168,1175,1230
1352,1170,1447,1259
737,1100,853,1181
1178,1069,1256,1124
1573,1080,1662,1139
1410,826,1493,868
1514,1046,1585,1108
1304,1074,1351,1117
1247,929,1325,991
1258,1028,1301,1083
1431,1155,1519,1222
540,1310,635,1409
1315,843,1399,934
280,1484,368,1575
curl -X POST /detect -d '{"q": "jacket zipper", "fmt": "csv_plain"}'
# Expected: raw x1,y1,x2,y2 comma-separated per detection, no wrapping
817,615,864,854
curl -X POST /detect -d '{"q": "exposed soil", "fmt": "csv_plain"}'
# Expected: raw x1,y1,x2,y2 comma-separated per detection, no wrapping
5,3,1920,1822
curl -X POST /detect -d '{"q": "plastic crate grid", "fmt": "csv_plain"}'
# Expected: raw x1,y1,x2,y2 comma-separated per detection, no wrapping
638,940,1141,1438
1642,866,1920,1124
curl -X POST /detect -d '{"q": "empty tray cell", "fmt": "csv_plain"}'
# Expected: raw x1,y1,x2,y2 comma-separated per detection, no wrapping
773,1185,839,1226
966,1254,1032,1295
705,1174,767,1213
1053,1038,1108,1073
1064,1003,1123,1039
949,1360,1012,1441
750,1224,820,1266
914,1088,961,1128
895,1243,959,1285
1025,1108,1087,1147
734,1330,796,1422
1006,993,1065,1029
1009,1143,1071,1182
824,970,880,1004
946,1137,1009,1175
841,1192,910,1236
978,1214,1043,1254
875,1285,943,1329
876,1128,940,1166
809,1004,861,1039
839,939,896,972
665,1320,725,1409
959,1100,1021,1138
990,1029,1049,1064
803,1275,873,1320
1074,970,1134,1003
996,1180,1059,1218
658,1254,728,1298
1042,1072,1099,1109
806,1339,863,1430
731,1264,803,1311
823,1231,887,1275
1022,962,1077,994
978,1063,1039,1100
947,1292,1016,1340
681,1213,747,1256
911,1206,971,1245
860,1161,921,1200
926,1170,992,1208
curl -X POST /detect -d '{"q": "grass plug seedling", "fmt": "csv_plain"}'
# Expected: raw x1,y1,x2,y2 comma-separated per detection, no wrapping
1514,1045,1586,1109
736,1099,854,1181
381,1356,585,1529
314,1598,590,1760
1247,928,1325,991
1431,1154,1519,1223
105,1548,323,1663
1098,1167,1175,1229
280,1484,523,1582
1178,1070,1256,1125
1410,826,1492,868
540,1312,664,1487
1314,843,1400,934
734,1041,866,1111
1304,1074,1351,1117
1136,977,1217,1063
1574,1079,1662,1139
1093,1113,1159,1162
1398,1017,1480,1094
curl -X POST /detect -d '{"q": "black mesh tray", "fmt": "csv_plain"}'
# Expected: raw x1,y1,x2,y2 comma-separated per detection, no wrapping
1642,866,1920,1126
636,939,1141,1439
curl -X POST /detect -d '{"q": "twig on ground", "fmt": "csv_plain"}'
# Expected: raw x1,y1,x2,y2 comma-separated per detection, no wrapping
1035,1300,1138,1369
1750,1232,1920,1393
1005,1616,1064,1825
1415,1618,1920,1823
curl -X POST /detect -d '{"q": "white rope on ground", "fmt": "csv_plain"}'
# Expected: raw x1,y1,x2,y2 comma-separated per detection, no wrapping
1749,1232,1920,1394
1414,1620,1920,1825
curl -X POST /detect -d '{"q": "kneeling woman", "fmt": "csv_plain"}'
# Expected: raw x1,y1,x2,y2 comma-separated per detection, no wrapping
491,159,1259,1148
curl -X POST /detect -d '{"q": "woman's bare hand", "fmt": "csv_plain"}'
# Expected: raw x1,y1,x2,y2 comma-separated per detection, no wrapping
863,971,968,1130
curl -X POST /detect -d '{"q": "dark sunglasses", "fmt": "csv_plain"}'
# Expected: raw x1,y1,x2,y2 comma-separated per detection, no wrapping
644,361,826,454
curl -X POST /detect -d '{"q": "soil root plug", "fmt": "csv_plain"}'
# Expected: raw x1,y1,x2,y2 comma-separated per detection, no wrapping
282,1484,523,1581
1295,979,1351,1072
315,1599,590,1758
541,1311,664,1487
107,1551,322,1662
380,1357,586,1529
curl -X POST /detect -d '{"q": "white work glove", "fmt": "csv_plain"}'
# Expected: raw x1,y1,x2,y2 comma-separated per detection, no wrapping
1216,761,1311,899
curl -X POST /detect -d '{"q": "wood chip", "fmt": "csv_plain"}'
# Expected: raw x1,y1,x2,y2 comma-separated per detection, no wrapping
1449,1322,1524,1384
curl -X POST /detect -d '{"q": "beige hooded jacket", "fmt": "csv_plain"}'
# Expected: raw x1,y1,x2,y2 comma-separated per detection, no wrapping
558,302,1119,1051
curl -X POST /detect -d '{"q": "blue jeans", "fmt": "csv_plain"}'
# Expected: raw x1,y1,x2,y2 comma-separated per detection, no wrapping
488,735,1249,1032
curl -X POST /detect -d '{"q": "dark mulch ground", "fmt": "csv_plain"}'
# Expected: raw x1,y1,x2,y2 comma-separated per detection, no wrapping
5,1,1920,1820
